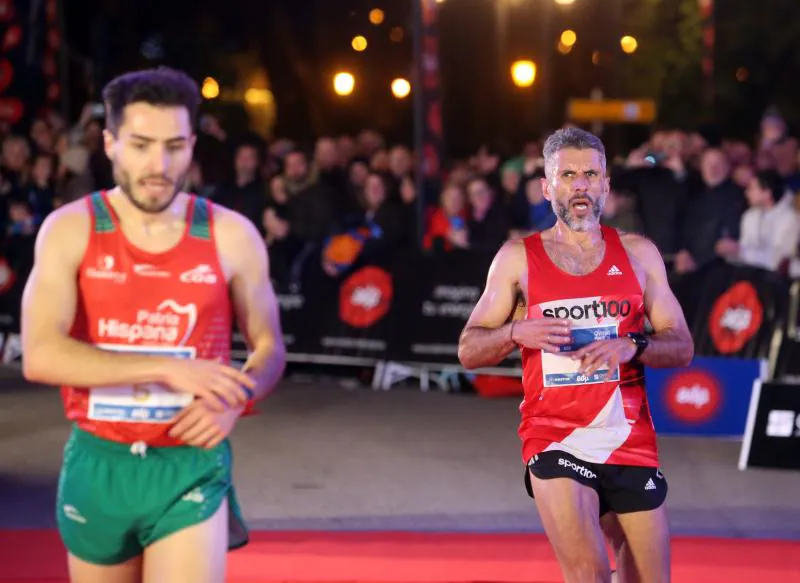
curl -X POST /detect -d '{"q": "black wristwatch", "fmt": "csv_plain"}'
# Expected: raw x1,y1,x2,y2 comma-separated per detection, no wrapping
627,332,649,360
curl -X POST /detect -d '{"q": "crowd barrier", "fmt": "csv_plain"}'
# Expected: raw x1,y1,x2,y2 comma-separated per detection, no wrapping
0,242,798,452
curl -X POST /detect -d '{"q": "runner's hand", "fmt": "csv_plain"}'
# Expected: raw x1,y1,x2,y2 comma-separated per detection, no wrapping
511,318,572,353
571,338,636,379
169,398,243,448
160,359,255,412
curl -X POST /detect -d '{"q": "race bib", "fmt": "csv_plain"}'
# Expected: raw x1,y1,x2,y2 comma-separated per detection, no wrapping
87,344,196,423
539,296,628,388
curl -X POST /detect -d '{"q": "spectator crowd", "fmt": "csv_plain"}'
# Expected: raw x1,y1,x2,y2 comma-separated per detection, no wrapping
2,102,800,286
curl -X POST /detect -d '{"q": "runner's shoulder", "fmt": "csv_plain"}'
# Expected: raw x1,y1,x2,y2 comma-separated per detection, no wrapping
490,237,528,277
618,230,663,265
36,196,92,255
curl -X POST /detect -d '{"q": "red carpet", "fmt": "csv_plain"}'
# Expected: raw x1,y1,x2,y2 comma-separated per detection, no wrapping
2,530,799,582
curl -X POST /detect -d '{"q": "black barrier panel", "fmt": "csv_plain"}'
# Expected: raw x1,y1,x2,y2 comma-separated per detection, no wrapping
0,236,35,334
388,249,490,365
0,245,794,372
739,380,800,472
676,260,789,360
386,249,520,369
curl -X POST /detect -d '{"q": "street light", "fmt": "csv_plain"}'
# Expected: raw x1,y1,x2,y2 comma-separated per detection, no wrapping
333,72,356,96
369,8,385,25
201,77,219,100
510,59,536,88
620,35,638,54
391,77,411,99
352,35,368,52
560,29,577,47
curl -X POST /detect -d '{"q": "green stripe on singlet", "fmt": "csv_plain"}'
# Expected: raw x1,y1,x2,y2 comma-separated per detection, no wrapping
90,192,115,233
189,196,211,240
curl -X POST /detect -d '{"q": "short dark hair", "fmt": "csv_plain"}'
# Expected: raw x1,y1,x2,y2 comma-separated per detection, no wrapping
754,169,785,203
102,66,201,135
542,127,607,178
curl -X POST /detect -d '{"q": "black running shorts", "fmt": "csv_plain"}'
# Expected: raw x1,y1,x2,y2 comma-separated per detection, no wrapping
524,450,668,516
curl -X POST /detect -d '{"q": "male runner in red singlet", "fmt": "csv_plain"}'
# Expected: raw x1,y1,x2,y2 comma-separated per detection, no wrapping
21,67,286,582
458,128,693,583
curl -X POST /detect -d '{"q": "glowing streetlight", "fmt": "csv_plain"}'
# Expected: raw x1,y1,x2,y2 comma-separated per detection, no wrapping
352,35,368,52
333,72,356,96
244,88,272,106
201,77,219,100
511,60,536,88
391,78,411,99
620,35,638,54
560,29,577,47
369,8,385,25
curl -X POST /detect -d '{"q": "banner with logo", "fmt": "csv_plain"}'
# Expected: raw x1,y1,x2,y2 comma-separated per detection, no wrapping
387,250,521,370
679,261,790,360
739,380,800,471
646,356,764,437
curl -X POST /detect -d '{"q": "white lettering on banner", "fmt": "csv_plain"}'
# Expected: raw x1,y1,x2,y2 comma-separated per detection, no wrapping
96,300,197,346
277,294,304,311
432,286,480,302
179,264,218,285
558,457,598,479
350,286,381,310
422,301,474,319
674,384,711,408
765,410,800,438
320,337,386,351
88,344,197,423
720,307,752,332
422,286,481,320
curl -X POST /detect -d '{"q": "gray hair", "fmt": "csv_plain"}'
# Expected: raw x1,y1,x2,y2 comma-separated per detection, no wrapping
543,127,607,179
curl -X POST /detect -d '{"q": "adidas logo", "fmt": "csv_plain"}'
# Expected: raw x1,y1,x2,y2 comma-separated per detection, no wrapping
607,265,623,276
644,478,656,491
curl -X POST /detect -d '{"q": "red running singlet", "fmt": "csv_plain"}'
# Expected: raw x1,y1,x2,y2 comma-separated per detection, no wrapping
518,226,659,467
60,191,232,446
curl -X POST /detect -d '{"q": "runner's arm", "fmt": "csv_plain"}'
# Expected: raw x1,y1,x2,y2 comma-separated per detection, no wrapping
219,210,286,400
458,240,522,369
21,204,173,386
631,236,694,368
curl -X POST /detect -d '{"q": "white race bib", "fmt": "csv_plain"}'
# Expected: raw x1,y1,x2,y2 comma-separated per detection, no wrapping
88,344,196,423
538,296,628,388
541,324,620,387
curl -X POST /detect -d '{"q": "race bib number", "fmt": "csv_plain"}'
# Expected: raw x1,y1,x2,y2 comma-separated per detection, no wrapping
538,295,630,388
541,324,620,387
87,344,196,423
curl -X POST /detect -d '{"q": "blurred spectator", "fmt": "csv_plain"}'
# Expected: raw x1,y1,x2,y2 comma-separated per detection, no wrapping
674,148,745,274
466,177,509,252
715,170,799,272
508,169,556,238
601,189,643,234
424,183,468,252
214,141,268,233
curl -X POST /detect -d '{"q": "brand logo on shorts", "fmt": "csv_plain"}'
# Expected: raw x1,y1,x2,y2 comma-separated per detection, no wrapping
664,369,722,424
558,457,597,479
644,478,656,491
542,299,631,321
179,264,218,285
